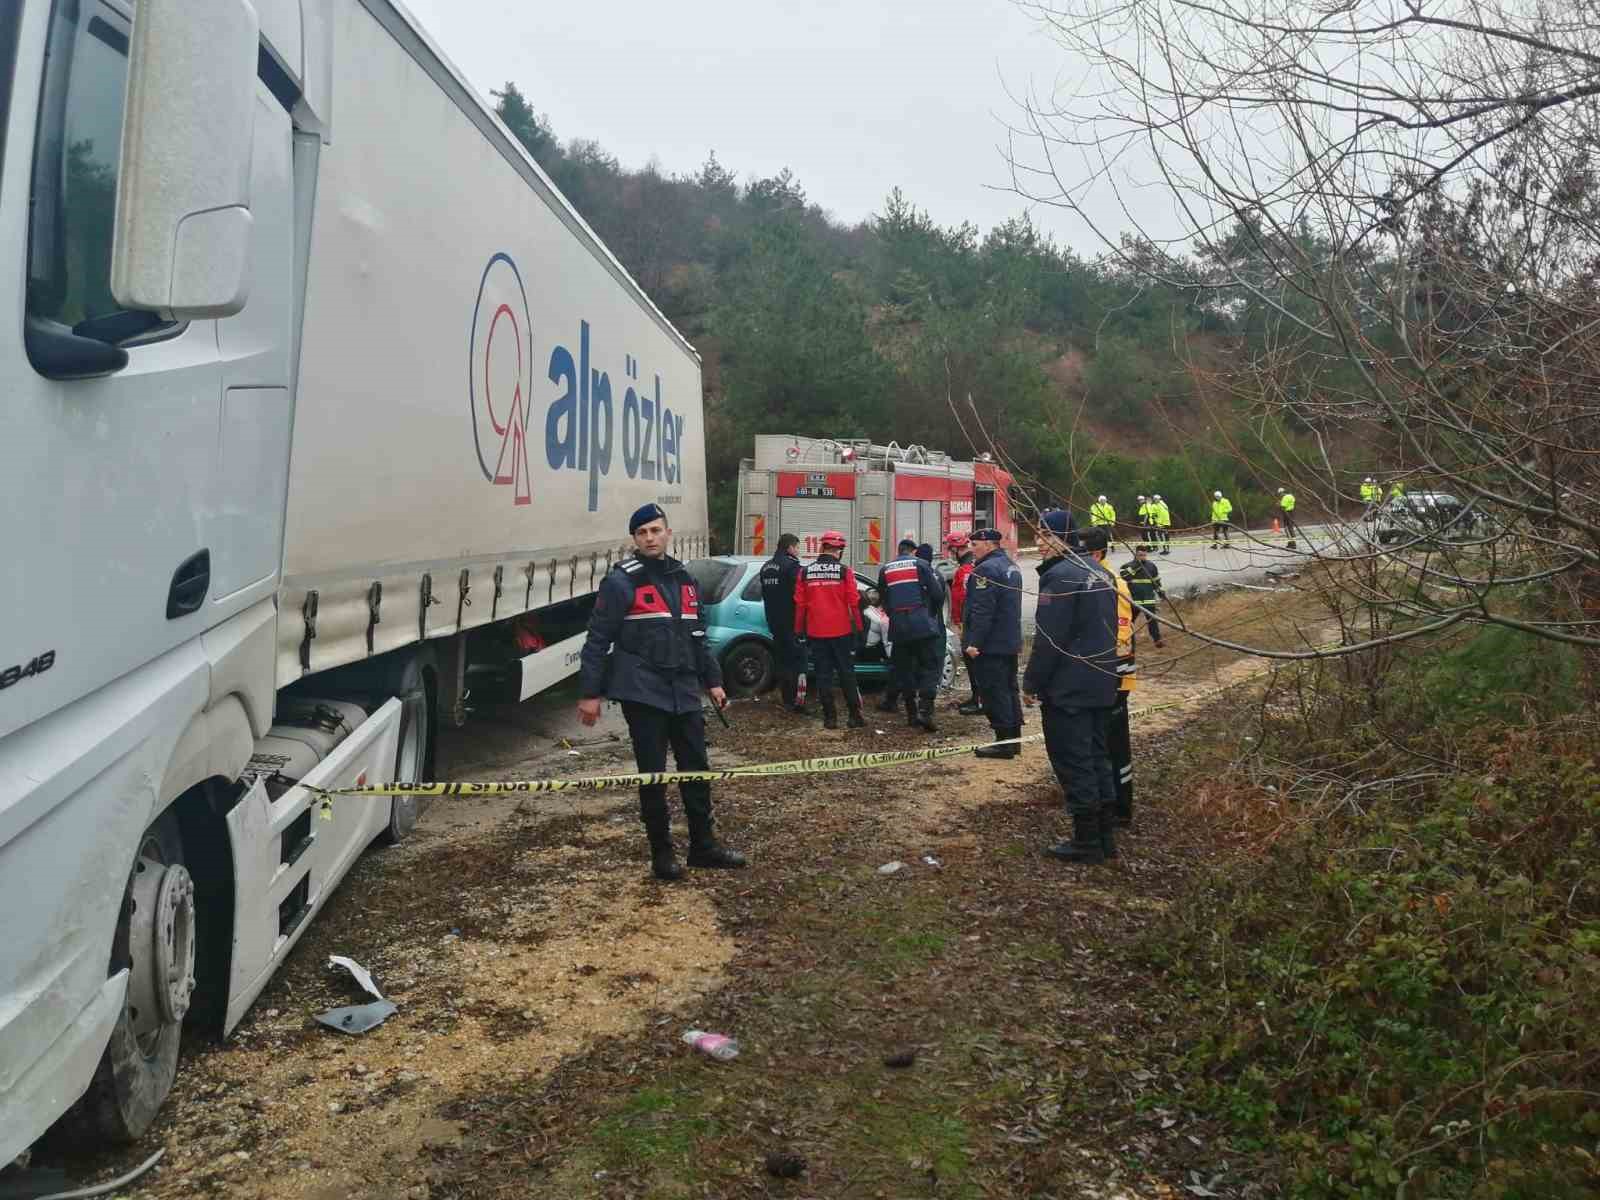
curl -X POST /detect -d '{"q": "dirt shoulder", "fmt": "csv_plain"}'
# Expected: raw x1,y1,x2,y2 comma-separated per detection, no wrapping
39,593,1317,1199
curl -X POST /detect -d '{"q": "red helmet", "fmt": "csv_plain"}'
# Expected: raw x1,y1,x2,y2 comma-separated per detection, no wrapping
945,531,970,550
819,530,847,548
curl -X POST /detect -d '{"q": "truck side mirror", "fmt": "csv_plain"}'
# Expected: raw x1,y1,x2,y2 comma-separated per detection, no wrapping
110,0,259,319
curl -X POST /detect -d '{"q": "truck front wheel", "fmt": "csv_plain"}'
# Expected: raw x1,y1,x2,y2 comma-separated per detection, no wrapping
70,809,194,1141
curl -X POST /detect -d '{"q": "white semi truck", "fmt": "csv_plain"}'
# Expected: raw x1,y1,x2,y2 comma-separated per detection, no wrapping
0,0,708,1159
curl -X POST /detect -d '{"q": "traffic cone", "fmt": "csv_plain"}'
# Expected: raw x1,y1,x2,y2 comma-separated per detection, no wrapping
1272,517,1281,534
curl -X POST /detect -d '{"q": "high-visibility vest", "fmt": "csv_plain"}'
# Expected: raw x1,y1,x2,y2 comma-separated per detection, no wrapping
1210,497,1232,523
1154,501,1172,528
1090,502,1116,526
1280,492,1295,512
1099,561,1137,693
1359,483,1380,503
1137,502,1153,523
1389,483,1406,500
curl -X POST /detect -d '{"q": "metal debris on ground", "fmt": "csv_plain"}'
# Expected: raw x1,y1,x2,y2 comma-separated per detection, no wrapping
314,955,398,1036
877,861,905,875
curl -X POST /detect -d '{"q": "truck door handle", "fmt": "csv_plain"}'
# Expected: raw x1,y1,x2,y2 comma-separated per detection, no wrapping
166,549,211,619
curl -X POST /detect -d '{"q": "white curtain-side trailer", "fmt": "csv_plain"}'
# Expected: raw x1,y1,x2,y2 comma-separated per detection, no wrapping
0,0,707,1160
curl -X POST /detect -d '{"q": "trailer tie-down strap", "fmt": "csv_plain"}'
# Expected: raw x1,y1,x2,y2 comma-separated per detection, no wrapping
305,677,1248,818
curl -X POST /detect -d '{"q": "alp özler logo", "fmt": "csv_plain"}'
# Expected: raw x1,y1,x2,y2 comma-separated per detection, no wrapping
469,253,532,506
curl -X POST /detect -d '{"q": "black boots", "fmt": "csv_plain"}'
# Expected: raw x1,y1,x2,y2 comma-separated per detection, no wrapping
1099,807,1118,860
650,837,684,880
902,695,936,732
683,800,747,870
974,726,1021,758
687,839,748,869
823,694,864,728
957,695,984,716
779,677,807,714
643,803,684,881
1045,813,1105,864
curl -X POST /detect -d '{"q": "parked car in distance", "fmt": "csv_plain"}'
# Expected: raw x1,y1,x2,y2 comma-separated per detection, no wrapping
686,557,959,698
1373,492,1483,545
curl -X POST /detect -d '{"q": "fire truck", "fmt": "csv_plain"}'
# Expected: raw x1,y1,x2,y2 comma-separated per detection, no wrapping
734,435,1017,568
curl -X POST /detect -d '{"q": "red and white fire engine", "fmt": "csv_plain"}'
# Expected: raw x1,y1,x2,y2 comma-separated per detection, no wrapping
734,435,1017,569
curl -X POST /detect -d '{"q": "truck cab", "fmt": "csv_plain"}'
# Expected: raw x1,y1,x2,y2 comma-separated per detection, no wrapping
0,0,372,1163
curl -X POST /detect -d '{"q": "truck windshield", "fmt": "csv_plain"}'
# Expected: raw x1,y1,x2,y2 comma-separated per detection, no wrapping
0,6,19,185
27,0,138,333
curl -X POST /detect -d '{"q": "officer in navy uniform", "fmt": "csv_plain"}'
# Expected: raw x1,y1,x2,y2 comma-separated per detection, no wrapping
578,504,746,881
876,538,947,732
759,532,807,712
963,529,1025,758
1023,515,1120,864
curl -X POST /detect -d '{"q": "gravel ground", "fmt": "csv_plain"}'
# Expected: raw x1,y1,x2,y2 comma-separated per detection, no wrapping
26,603,1303,1199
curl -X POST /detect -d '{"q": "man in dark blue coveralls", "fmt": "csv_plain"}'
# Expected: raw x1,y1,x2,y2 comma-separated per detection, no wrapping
759,533,807,712
1023,514,1120,864
963,528,1025,758
577,504,746,881
876,537,947,733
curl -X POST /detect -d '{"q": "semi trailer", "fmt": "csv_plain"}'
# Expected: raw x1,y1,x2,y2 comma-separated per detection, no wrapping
0,0,708,1159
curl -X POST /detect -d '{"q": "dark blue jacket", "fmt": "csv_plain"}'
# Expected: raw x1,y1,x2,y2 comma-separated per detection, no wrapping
578,554,720,714
961,549,1023,655
759,550,803,639
875,555,945,642
1023,553,1119,709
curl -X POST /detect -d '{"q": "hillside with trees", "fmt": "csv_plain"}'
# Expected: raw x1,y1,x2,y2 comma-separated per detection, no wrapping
492,84,1362,545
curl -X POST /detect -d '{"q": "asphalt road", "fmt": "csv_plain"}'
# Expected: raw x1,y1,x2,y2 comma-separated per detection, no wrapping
1014,523,1335,632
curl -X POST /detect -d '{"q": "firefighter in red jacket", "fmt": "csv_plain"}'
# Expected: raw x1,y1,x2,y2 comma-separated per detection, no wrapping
794,530,866,729
946,532,984,715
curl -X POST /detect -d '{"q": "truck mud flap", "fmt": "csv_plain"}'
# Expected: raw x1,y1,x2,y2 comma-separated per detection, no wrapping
222,698,401,1034
518,631,587,702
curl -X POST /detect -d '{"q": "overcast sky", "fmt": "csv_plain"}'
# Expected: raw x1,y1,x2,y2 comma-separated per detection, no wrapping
401,0,1125,252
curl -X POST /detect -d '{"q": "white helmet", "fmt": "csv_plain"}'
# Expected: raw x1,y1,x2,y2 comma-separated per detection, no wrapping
1097,494,1107,502
1213,490,1222,498
1364,476,1374,483
1137,494,1146,500
1153,494,1162,500
1277,487,1285,494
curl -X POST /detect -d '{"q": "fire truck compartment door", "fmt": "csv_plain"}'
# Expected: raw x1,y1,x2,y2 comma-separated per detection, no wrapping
781,498,855,560
894,501,943,549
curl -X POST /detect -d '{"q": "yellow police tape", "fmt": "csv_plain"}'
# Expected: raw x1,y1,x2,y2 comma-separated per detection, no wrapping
308,669,1272,819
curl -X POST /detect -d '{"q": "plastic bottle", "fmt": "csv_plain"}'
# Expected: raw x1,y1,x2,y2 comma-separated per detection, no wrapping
682,1029,739,1061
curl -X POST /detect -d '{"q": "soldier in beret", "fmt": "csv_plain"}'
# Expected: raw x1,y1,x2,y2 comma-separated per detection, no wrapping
578,504,746,880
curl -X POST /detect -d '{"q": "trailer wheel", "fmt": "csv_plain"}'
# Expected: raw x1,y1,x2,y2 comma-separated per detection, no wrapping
721,641,774,698
381,652,436,845
69,809,192,1142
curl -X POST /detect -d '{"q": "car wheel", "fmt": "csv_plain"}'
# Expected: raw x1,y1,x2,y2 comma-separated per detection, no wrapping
938,646,958,691
721,641,774,698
